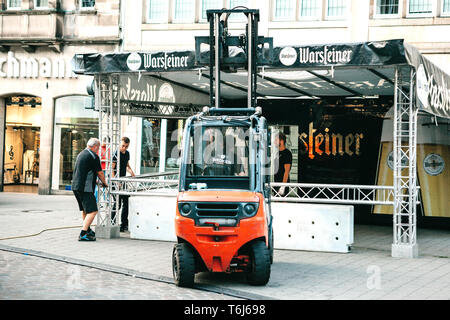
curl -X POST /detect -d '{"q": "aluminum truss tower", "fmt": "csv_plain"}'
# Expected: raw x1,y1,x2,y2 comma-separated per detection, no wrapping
392,66,419,258
95,73,122,238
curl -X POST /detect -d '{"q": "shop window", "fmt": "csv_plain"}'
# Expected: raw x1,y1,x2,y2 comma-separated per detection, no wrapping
165,119,184,171
325,0,347,20
299,0,322,20
407,0,435,17
147,0,169,23
173,0,196,23
52,96,98,191
273,0,296,21
269,125,298,183
374,0,401,18
3,96,41,186
140,118,184,174
141,118,161,174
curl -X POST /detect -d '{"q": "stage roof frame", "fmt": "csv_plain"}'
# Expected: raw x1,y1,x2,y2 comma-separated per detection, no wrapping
73,39,450,119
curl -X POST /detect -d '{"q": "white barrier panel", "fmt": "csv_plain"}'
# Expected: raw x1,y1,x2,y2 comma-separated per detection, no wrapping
129,195,177,242
129,196,353,253
272,202,354,253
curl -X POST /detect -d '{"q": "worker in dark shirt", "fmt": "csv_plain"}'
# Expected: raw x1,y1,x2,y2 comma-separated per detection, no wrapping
273,132,292,196
72,138,108,241
112,136,135,232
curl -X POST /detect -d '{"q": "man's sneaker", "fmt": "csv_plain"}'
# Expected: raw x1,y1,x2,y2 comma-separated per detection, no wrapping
120,225,128,232
87,228,96,238
78,233,96,241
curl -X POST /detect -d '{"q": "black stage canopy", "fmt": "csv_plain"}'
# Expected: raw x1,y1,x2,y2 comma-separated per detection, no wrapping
72,39,450,119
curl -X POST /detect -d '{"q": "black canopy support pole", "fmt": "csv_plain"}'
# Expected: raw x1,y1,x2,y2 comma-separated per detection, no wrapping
307,70,361,96
214,12,221,108
208,12,215,107
202,73,266,98
368,68,410,93
148,74,210,96
257,74,317,98
367,68,395,85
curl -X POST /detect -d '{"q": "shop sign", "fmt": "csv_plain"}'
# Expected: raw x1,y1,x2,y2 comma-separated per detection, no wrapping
299,122,364,159
142,52,190,70
126,52,142,71
0,51,76,79
387,151,408,170
417,63,450,119
279,47,297,66
274,39,407,68
279,45,352,67
119,74,208,106
423,153,445,176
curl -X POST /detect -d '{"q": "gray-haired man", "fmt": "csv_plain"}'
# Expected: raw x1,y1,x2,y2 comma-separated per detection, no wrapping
72,138,108,241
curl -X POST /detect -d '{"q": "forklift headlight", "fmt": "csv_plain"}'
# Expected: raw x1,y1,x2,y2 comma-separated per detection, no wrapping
243,203,257,216
180,203,192,216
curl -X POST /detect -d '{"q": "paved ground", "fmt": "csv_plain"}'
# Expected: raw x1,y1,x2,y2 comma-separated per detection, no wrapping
0,250,238,300
0,192,449,300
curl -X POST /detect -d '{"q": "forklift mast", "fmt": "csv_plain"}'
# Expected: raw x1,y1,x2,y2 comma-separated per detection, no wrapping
195,8,273,110
173,9,274,287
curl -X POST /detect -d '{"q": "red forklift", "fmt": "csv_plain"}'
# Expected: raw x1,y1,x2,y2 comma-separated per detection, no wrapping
172,8,274,287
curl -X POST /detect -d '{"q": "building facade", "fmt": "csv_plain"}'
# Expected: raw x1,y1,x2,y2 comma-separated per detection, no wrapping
0,0,121,194
1,0,448,224
118,0,450,223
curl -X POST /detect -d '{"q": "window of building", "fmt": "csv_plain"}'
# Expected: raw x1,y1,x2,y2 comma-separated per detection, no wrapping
442,0,450,15
407,0,435,17
229,0,248,9
374,0,401,17
7,0,21,9
148,0,169,23
299,0,322,20
200,0,223,21
227,0,249,21
326,0,347,19
52,96,98,191
34,0,48,8
173,0,196,23
81,0,95,8
273,0,296,21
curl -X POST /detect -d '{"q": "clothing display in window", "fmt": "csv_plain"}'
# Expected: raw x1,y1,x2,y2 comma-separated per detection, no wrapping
22,150,34,179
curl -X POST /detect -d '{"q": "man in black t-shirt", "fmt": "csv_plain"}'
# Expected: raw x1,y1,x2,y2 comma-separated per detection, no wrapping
273,132,292,196
112,137,135,232
72,138,108,241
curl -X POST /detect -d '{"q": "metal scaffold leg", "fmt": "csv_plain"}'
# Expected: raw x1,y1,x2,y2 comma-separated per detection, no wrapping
95,74,121,239
392,67,419,258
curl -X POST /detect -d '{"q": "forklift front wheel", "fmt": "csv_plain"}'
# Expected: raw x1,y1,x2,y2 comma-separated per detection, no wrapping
246,241,271,286
172,243,196,288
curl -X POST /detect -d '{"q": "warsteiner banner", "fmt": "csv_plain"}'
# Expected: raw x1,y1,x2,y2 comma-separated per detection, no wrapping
274,39,408,69
406,43,450,119
72,50,196,74
72,39,450,120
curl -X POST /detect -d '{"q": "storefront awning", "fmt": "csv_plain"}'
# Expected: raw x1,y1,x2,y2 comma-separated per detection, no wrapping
72,39,450,119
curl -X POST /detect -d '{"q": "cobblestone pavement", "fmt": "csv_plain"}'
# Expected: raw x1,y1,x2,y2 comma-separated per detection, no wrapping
0,250,240,300
0,192,449,300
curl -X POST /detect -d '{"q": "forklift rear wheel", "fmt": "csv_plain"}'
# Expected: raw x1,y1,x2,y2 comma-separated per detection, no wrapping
246,241,271,286
172,243,196,288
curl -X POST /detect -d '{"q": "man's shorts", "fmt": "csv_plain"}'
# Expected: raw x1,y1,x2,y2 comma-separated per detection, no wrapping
73,190,98,214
